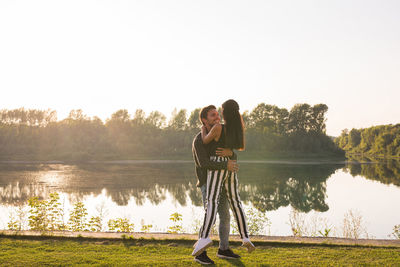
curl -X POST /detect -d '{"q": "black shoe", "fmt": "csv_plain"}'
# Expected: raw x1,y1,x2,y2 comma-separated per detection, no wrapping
194,251,215,265
217,248,241,259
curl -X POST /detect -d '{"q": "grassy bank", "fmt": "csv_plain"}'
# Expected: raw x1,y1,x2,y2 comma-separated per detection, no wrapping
0,236,399,266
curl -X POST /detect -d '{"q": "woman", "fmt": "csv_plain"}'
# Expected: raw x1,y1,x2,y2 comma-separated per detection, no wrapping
192,99,255,257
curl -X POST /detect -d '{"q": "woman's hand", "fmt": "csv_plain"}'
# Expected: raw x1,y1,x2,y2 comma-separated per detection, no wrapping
211,121,220,127
201,123,222,144
216,148,233,157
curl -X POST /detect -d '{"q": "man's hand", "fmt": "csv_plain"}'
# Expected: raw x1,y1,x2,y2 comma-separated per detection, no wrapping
227,160,239,172
216,148,233,157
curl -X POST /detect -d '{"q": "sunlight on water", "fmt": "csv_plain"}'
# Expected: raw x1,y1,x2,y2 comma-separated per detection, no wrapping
1,162,400,239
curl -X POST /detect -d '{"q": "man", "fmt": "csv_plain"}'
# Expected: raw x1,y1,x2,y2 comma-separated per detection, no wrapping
192,105,241,265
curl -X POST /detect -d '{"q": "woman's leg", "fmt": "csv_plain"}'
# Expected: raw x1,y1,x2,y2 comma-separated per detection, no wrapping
225,171,249,239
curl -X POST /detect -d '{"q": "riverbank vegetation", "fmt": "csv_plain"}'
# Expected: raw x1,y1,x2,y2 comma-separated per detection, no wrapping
6,193,400,240
0,103,343,161
335,124,400,159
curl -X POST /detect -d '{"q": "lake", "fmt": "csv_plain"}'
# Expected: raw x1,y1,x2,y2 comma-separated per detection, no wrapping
1,159,400,239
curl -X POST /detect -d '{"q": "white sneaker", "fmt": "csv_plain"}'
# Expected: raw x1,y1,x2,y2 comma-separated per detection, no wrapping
192,238,213,256
242,237,255,253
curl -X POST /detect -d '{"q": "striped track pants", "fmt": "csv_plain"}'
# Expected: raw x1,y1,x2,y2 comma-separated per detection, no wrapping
199,156,249,239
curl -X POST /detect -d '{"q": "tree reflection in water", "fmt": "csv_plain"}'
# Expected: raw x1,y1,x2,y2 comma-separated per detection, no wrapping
235,163,343,213
5,160,399,214
344,158,400,187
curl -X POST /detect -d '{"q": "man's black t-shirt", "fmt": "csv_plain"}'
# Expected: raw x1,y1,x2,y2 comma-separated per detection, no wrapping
192,129,236,187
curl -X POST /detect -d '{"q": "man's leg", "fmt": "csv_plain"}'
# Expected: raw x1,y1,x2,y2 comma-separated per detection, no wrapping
199,169,225,239
200,184,207,208
199,184,207,239
217,187,230,250
192,185,215,264
193,164,229,257
202,181,230,250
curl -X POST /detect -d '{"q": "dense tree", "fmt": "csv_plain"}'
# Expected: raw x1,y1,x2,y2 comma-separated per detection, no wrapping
288,104,312,133
168,109,187,131
145,111,166,128
0,103,343,161
188,108,201,130
0,108,56,127
108,109,130,122
335,124,400,158
132,109,146,126
310,104,328,133
349,129,361,148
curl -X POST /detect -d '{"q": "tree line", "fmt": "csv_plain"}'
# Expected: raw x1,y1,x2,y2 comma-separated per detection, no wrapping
0,103,343,161
335,124,400,158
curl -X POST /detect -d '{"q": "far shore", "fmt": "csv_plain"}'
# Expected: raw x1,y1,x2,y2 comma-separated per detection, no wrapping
2,151,399,165
0,158,383,165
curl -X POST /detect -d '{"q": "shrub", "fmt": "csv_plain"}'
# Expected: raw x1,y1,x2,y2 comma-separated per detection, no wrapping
167,212,183,234
108,218,134,233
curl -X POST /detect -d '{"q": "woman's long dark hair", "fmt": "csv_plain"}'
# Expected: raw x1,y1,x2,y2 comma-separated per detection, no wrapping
222,99,245,150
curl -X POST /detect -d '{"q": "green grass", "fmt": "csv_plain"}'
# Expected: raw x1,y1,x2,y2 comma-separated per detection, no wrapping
0,237,399,266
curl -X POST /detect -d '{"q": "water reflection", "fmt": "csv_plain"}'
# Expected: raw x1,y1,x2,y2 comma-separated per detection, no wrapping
0,162,350,214
2,160,399,214
344,159,400,187
0,163,200,207
2,160,400,239
238,163,342,213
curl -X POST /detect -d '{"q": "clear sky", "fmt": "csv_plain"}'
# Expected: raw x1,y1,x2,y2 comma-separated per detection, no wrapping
0,0,399,136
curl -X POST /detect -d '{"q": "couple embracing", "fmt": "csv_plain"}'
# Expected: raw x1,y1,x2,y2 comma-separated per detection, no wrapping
191,99,255,265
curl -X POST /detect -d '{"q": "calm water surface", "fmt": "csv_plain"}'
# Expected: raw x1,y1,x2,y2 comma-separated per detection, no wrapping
1,160,400,239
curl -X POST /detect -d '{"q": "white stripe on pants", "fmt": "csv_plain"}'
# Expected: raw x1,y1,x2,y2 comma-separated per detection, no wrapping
199,156,249,239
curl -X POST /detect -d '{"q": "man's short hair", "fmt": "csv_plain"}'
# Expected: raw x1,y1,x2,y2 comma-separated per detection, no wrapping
199,105,216,125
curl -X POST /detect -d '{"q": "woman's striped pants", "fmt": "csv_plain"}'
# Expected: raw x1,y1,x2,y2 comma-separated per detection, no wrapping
199,156,249,239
